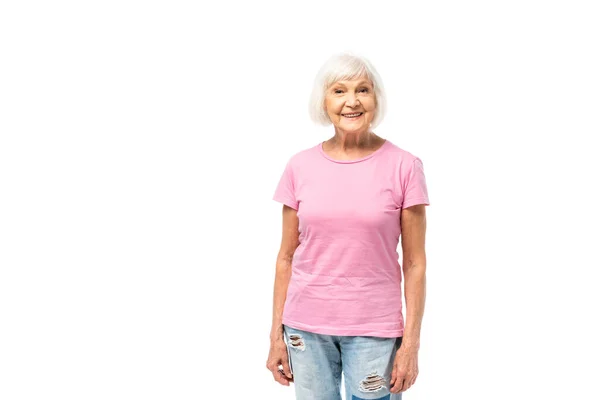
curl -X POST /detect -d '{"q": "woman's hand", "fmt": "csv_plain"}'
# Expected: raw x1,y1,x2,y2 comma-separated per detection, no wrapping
266,338,294,386
390,345,419,393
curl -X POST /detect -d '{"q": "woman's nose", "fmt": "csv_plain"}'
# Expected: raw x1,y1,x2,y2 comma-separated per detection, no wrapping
346,94,359,106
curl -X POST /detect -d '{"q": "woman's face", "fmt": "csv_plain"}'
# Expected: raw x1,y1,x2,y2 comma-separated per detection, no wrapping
324,76,376,134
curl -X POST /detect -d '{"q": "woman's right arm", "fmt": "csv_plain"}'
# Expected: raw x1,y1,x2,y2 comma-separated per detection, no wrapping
270,204,300,341
266,204,299,386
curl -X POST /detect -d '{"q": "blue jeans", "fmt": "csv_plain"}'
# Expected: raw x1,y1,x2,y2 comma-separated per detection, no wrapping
283,324,403,400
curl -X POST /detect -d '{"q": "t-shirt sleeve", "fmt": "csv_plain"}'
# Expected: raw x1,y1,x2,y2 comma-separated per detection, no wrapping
272,159,299,210
401,157,430,209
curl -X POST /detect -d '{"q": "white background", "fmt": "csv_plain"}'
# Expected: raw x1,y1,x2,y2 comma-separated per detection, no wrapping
1,1,599,399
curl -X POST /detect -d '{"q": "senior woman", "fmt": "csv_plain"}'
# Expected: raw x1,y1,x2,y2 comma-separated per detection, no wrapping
266,53,430,400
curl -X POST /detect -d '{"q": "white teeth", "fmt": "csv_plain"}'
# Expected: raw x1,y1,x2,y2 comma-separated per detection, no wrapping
343,113,362,117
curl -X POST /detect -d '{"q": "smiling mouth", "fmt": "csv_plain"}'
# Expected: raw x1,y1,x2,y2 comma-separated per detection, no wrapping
342,112,363,118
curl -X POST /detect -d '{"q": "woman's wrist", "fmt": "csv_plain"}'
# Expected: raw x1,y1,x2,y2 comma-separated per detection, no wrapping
270,324,284,342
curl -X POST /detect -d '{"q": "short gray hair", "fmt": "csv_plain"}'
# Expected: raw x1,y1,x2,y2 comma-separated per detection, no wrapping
308,52,387,129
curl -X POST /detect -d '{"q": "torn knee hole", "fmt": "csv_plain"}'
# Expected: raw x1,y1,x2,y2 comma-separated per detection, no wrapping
358,372,386,393
288,334,305,351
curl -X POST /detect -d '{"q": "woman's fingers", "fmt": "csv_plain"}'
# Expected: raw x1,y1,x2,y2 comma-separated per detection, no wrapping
267,358,292,385
273,365,290,386
390,371,418,393
390,348,419,393
390,373,406,393
267,341,293,386
281,356,293,380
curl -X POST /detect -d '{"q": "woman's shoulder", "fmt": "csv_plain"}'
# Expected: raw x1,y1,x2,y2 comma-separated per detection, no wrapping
382,139,422,163
284,142,322,164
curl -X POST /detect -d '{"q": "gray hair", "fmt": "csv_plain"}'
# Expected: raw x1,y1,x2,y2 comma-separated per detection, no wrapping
308,52,387,129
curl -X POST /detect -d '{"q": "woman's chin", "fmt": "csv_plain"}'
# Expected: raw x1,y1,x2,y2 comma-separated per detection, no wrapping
337,122,368,133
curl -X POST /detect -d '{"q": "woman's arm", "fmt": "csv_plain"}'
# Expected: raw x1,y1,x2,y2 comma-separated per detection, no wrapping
400,204,427,350
390,203,427,393
270,204,300,342
266,205,300,386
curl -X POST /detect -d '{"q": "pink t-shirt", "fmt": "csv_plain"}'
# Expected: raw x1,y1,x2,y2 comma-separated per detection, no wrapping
272,139,430,338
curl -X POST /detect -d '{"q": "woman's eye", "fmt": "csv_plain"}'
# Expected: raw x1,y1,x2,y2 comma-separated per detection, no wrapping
332,88,368,94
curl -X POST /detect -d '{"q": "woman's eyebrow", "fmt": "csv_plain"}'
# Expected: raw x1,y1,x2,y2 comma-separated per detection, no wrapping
332,80,372,87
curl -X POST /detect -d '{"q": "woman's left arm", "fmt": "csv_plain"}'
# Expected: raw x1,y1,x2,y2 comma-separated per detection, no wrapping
390,203,427,393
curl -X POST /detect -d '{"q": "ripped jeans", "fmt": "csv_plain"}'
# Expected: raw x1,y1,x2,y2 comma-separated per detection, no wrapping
283,324,403,400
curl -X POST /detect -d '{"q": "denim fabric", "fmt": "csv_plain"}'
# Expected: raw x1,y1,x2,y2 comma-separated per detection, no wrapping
283,324,403,400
